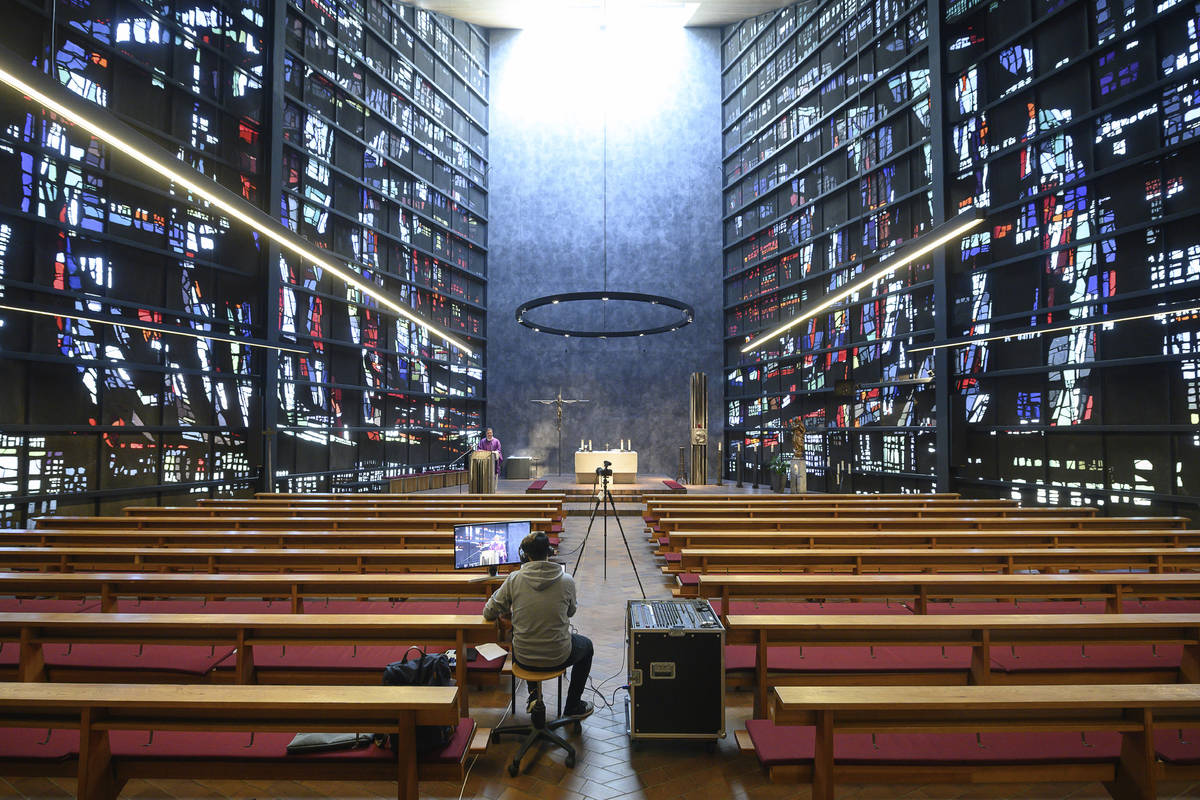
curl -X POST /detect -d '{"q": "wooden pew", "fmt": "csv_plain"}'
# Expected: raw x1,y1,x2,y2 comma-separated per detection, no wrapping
131,505,561,520
0,529,463,548
660,527,1200,554
36,514,557,533
253,491,566,500
697,572,1200,619
647,493,963,502
651,506,1094,528
727,613,1200,716
0,612,495,716
765,684,1200,799
675,545,1200,578
0,682,463,800
0,572,499,612
653,513,1180,539
0,545,471,574
230,492,566,506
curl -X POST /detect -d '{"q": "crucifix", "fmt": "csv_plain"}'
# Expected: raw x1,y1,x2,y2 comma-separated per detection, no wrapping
530,389,589,476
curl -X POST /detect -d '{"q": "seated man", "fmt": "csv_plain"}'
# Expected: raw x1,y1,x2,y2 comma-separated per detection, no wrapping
482,531,594,719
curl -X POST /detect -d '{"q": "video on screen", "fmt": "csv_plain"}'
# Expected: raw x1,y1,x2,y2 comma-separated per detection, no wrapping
453,520,532,570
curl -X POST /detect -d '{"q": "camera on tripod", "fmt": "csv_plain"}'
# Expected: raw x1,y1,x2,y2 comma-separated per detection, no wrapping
595,460,613,478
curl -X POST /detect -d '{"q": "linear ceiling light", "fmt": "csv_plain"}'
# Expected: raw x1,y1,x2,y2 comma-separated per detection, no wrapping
0,303,309,354
909,304,1200,354
740,212,983,354
0,55,473,356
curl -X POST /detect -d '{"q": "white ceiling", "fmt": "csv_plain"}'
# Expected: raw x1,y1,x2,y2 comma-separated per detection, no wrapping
413,1,791,29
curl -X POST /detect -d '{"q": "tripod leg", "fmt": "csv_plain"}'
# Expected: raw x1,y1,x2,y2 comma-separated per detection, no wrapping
572,489,604,575
605,489,646,599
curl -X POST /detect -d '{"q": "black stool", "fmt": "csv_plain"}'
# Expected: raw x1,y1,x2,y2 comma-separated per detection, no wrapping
490,661,580,775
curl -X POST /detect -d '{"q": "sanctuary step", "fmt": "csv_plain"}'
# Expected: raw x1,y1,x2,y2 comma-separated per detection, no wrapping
564,502,644,517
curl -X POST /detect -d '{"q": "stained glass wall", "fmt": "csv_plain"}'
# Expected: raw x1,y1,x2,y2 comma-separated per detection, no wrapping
944,0,1200,517
721,0,939,493
274,2,487,492
0,0,486,522
723,0,1200,519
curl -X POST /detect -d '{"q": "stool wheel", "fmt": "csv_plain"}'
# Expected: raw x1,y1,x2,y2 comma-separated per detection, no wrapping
507,761,520,777
565,752,576,768
573,721,582,734
490,730,500,743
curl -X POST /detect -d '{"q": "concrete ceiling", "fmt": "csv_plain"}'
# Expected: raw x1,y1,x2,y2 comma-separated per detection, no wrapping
414,1,790,29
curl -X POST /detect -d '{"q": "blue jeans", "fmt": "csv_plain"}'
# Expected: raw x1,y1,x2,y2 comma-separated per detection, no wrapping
515,633,594,710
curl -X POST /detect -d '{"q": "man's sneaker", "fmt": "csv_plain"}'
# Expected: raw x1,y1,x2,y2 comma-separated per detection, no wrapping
563,701,594,720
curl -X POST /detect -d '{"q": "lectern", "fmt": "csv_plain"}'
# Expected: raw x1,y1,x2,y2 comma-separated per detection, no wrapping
468,451,497,493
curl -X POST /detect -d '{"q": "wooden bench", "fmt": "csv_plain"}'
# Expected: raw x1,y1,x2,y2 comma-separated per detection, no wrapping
0,681,468,800
36,514,557,533
253,492,565,502
643,497,1018,526
670,546,1200,591
0,545,483,574
697,572,1200,619
652,511,1170,539
0,572,500,613
659,526,1199,554
202,496,565,515
0,529,470,549
726,613,1200,716
0,612,497,716
134,505,562,521
761,683,1200,799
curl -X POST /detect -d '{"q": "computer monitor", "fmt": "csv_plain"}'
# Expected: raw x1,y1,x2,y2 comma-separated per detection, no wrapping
453,520,531,575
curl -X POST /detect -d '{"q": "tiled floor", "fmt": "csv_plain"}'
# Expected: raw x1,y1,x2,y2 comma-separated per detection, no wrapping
5,488,1200,798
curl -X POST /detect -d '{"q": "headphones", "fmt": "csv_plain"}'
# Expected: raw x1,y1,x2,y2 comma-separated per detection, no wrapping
518,531,549,563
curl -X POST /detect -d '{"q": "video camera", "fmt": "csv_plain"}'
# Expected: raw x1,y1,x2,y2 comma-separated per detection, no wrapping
595,459,613,478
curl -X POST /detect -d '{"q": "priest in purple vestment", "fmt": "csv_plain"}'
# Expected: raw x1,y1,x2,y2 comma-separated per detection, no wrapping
476,427,503,475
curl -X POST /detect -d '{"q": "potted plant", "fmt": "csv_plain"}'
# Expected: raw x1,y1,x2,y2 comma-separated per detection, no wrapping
768,452,789,492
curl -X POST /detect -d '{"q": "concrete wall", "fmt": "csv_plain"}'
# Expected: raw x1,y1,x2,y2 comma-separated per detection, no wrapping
485,24,723,481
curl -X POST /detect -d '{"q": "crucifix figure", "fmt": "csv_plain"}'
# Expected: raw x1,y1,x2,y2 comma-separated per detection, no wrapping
530,389,589,476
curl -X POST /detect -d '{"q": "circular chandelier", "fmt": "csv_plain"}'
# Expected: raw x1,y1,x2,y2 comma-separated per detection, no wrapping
516,291,693,338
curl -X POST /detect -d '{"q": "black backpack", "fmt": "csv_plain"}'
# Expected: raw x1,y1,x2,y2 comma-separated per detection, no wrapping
380,647,456,752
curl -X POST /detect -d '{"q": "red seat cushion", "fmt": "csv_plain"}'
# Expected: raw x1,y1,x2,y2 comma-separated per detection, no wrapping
0,727,78,760
108,730,389,760
677,573,699,586
1131,600,1200,613
229,645,503,674
927,600,1106,615
42,644,234,675
663,480,683,490
424,719,474,764
550,523,563,534
992,644,1182,672
109,720,475,764
658,537,669,546
112,599,291,614
664,552,682,563
726,645,971,673
744,720,1120,766
527,481,547,491
745,719,814,766
835,730,1121,763
1155,728,1200,763
304,599,485,614
0,599,99,613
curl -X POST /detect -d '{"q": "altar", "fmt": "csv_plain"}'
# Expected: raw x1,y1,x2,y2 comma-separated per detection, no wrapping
574,450,638,484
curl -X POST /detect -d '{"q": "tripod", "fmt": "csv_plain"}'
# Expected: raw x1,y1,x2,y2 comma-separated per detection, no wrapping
573,468,645,599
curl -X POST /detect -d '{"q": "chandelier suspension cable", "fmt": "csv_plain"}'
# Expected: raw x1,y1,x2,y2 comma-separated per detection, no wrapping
514,10,694,340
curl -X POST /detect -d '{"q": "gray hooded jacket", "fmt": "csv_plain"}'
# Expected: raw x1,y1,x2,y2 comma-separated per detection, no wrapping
482,559,576,667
